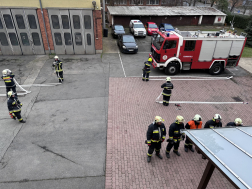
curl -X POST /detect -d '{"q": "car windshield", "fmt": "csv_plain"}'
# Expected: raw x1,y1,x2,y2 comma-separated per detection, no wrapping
115,25,124,30
153,34,165,50
123,36,135,43
165,25,174,30
133,23,144,28
149,24,157,28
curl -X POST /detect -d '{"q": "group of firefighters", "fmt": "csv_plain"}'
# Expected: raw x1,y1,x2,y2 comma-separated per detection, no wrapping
1,56,63,124
146,114,243,162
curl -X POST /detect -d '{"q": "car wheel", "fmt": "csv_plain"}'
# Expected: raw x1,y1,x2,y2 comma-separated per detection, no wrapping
165,62,179,75
209,63,224,75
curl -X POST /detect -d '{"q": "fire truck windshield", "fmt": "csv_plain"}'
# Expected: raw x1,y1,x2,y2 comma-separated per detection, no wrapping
153,34,165,50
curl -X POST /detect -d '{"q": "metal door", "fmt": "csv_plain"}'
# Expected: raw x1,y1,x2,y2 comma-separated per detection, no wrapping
48,9,74,54
0,9,22,55
82,10,95,54
11,9,45,55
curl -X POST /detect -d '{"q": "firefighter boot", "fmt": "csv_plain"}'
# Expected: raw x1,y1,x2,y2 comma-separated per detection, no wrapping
184,147,188,152
142,78,145,81
147,156,151,163
146,79,149,82
189,148,194,152
173,150,181,156
156,153,163,159
166,152,170,158
19,120,26,123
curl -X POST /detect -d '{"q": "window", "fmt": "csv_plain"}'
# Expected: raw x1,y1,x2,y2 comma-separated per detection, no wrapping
15,15,25,29
32,33,41,46
0,32,9,46
114,0,126,4
9,33,19,46
20,33,30,46
105,0,110,4
130,0,143,4
28,15,37,29
153,35,164,50
84,15,91,29
184,40,196,51
3,14,14,29
0,19,3,29
61,15,69,29
73,15,80,29
54,33,62,45
64,33,72,45
147,0,159,4
87,34,91,46
163,40,177,49
51,15,60,29
75,33,82,45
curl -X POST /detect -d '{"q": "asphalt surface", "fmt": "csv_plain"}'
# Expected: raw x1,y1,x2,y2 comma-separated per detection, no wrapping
0,27,251,189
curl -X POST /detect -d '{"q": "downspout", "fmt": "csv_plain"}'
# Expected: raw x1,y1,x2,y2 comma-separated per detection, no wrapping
102,0,105,29
39,0,51,54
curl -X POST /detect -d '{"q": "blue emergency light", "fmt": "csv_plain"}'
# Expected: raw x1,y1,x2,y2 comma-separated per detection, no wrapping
167,33,170,37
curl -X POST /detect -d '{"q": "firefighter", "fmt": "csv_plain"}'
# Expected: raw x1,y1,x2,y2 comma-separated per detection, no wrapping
7,91,26,123
52,56,64,83
161,77,173,106
204,114,222,129
184,114,202,152
146,116,166,163
166,115,185,158
1,69,17,97
226,118,243,126
142,57,152,81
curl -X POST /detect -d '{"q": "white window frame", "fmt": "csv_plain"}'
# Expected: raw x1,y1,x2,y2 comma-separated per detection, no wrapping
130,0,144,4
147,0,159,5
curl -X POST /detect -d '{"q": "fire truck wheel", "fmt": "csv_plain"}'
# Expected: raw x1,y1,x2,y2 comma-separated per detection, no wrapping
165,63,179,75
209,63,224,75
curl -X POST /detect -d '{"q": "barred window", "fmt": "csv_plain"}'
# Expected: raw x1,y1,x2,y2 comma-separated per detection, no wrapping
114,0,126,4
130,0,143,4
147,0,159,5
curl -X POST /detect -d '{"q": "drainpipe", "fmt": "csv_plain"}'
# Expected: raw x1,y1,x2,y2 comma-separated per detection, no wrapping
39,0,51,54
102,0,105,29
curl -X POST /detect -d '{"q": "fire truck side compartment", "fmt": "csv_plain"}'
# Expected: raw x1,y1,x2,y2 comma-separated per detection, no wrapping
213,41,232,58
198,41,216,61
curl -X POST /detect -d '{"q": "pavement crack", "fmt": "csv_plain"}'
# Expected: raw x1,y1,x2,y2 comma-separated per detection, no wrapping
34,143,80,165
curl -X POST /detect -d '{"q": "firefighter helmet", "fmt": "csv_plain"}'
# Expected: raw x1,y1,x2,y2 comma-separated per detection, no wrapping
155,116,164,123
54,56,59,59
213,114,222,120
234,118,243,125
193,114,202,121
176,115,184,123
148,57,152,62
8,91,15,97
166,77,171,81
2,69,7,76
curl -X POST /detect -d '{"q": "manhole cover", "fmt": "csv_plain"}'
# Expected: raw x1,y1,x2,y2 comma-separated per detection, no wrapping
232,96,243,102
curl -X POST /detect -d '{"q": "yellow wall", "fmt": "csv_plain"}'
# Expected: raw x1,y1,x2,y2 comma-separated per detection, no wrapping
0,0,101,10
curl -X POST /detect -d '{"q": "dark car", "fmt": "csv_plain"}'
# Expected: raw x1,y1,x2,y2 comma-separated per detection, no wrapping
112,25,125,38
159,23,175,32
117,35,138,54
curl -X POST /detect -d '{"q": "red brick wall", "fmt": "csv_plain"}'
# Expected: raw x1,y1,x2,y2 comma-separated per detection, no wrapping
93,10,103,51
36,9,54,51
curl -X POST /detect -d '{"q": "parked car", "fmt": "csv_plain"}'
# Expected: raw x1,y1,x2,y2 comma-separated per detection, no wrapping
129,20,146,37
117,34,138,54
159,23,175,32
145,22,159,35
112,25,125,38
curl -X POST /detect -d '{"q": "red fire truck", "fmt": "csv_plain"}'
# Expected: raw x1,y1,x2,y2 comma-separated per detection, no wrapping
149,30,247,75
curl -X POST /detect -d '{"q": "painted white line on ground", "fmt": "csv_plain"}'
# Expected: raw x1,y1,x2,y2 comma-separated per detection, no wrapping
128,76,234,79
155,101,248,104
138,52,151,53
118,50,126,77
150,78,232,81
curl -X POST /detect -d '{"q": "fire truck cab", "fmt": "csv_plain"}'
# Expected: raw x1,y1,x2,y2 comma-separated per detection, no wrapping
150,30,247,75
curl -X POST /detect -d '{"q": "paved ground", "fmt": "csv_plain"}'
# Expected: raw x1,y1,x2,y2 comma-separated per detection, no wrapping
0,26,251,189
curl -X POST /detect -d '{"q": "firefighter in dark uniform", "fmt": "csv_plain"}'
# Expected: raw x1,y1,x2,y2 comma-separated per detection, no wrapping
146,116,166,162
142,57,152,82
1,69,17,97
227,118,243,126
184,114,202,152
7,91,26,123
166,115,185,158
202,114,222,159
161,77,173,106
52,55,64,83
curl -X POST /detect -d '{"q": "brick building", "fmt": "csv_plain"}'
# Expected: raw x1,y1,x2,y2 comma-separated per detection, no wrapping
0,0,102,55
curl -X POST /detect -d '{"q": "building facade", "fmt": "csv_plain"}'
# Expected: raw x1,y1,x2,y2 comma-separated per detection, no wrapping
0,0,102,55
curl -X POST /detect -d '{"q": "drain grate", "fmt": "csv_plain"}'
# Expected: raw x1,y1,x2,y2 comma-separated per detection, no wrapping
232,96,243,102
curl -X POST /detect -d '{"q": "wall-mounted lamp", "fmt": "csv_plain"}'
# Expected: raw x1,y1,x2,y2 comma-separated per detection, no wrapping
92,1,96,9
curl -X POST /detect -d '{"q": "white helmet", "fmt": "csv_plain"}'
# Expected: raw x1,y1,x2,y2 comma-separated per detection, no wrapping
176,115,184,123
193,114,202,121
54,56,59,59
2,69,7,76
8,91,15,97
155,116,164,123
234,118,243,125
213,114,222,120
166,77,171,81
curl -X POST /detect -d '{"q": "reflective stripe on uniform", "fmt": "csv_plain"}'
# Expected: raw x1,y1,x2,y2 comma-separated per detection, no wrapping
169,136,173,139
162,93,171,96
147,140,151,143
153,130,159,133
147,153,152,156
151,139,160,142
174,131,179,134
